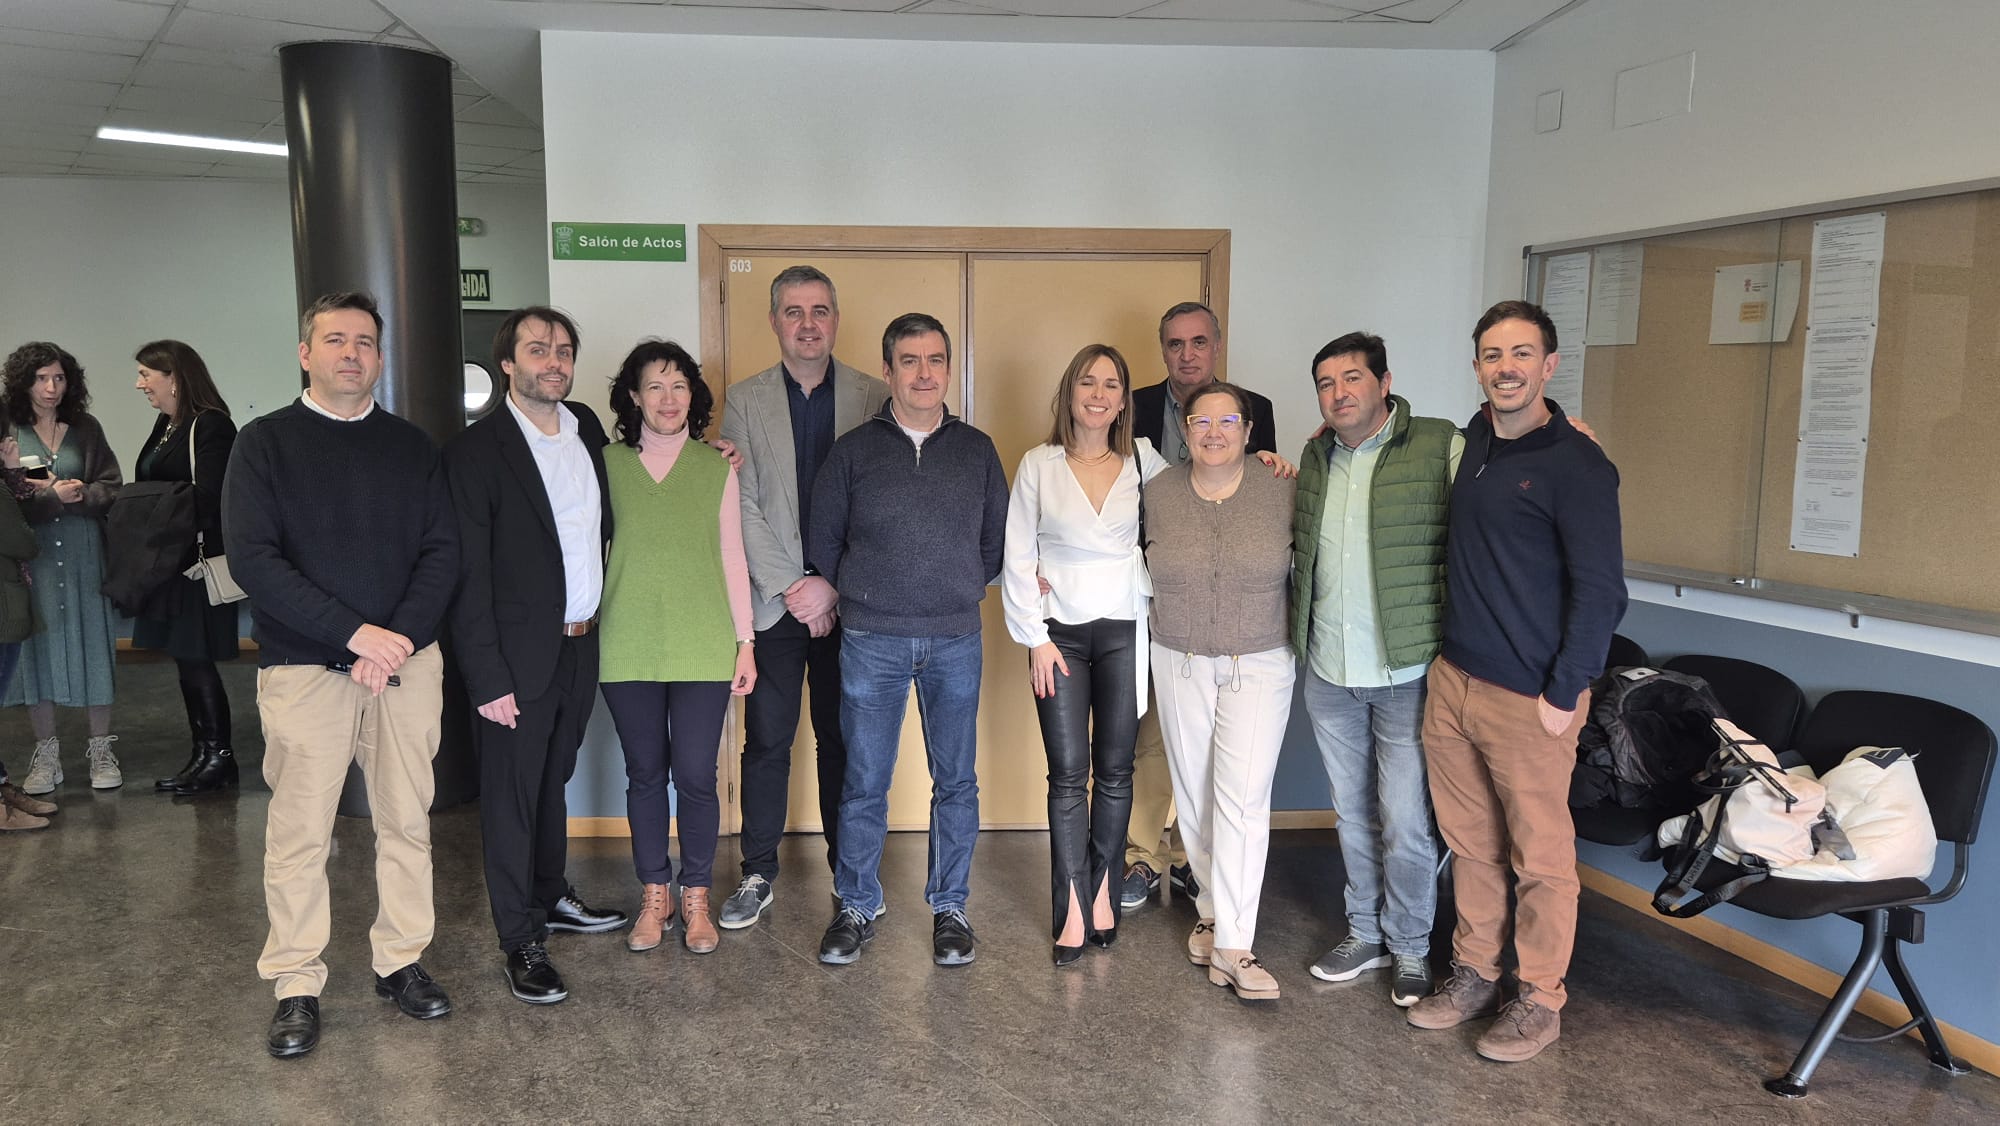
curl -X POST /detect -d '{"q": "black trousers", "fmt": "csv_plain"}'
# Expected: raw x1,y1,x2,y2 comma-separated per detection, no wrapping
176,657,231,747
602,679,731,889
1033,618,1139,938
475,633,596,954
737,612,847,881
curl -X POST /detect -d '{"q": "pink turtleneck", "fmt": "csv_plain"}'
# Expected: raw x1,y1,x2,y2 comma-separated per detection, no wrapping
639,425,753,641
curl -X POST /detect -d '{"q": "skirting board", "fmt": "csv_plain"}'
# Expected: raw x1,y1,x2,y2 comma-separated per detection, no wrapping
567,809,1341,839
1578,864,1998,1078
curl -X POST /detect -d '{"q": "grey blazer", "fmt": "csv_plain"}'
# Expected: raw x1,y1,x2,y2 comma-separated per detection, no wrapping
720,358,891,631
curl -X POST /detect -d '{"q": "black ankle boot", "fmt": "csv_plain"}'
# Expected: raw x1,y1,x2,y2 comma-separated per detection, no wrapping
174,743,238,795
155,744,204,792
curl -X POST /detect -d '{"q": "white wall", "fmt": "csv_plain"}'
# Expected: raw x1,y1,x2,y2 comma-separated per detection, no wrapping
0,177,549,463
540,31,1498,451
1483,0,2000,663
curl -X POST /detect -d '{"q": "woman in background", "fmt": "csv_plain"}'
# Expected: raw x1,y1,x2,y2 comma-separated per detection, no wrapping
598,339,757,956
131,339,240,795
2,343,121,795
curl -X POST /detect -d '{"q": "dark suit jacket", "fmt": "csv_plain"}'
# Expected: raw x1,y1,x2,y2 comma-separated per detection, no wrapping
445,400,612,707
1131,379,1277,459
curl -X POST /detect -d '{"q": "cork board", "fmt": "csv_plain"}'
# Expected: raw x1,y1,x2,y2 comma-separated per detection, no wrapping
1536,186,2000,618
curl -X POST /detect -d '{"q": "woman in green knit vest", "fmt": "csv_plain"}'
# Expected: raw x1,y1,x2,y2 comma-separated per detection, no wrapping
598,339,757,957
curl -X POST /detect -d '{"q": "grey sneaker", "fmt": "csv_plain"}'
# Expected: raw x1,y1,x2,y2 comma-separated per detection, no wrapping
85,735,121,790
1476,991,1562,1062
1407,962,1503,1030
1391,954,1433,1007
719,875,773,930
1119,862,1160,909
21,737,61,795
1309,935,1391,982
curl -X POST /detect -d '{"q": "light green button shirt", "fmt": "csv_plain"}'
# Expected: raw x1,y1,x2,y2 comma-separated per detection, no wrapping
1307,403,1465,688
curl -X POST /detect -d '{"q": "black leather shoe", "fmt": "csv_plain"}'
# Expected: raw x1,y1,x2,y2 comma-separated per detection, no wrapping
173,745,239,795
504,942,569,1004
1087,925,1118,949
267,996,320,1059
156,746,202,792
373,963,452,1020
933,909,977,966
1053,942,1084,967
547,890,628,934
818,906,875,964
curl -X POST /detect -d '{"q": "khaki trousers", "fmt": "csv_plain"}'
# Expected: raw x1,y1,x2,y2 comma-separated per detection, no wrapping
1421,657,1588,1010
1123,695,1186,871
257,645,445,999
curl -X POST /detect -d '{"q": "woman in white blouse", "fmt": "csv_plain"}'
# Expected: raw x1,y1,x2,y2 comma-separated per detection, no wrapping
1003,344,1163,965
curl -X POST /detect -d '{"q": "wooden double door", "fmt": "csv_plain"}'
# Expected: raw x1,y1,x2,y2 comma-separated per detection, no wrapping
700,226,1227,832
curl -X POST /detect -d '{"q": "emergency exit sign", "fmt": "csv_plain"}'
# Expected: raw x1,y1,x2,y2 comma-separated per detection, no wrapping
460,269,491,301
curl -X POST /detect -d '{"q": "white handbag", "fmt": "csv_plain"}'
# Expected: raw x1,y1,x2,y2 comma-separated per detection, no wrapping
178,414,247,606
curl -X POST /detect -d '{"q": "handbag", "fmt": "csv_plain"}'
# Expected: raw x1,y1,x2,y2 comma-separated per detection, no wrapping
180,414,247,606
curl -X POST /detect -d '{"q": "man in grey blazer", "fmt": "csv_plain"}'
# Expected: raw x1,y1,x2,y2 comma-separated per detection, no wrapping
717,265,891,930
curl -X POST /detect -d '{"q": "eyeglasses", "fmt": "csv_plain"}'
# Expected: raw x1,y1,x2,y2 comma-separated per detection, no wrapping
1185,414,1244,434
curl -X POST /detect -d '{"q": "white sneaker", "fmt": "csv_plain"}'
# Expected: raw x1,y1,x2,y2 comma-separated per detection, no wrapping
21,737,61,795
85,735,121,790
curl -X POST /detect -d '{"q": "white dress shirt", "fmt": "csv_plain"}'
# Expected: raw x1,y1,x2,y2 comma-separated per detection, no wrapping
506,395,604,623
1002,438,1169,715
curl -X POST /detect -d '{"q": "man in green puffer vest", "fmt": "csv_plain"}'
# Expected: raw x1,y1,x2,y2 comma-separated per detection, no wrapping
1291,332,1461,1010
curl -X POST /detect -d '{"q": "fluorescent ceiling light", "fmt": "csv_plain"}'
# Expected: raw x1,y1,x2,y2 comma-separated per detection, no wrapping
96,126,288,157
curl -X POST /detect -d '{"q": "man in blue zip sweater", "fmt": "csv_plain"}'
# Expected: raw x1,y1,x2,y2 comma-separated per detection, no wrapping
1408,300,1625,1063
808,312,1009,968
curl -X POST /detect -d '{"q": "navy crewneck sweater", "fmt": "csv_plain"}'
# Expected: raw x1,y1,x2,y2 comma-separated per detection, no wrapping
222,400,460,667
1440,399,1626,707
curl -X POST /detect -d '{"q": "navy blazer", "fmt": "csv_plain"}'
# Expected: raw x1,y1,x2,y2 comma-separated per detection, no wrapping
444,400,612,706
1130,378,1277,459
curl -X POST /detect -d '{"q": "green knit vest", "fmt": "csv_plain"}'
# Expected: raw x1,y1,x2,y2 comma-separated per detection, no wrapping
1290,396,1456,671
600,442,737,682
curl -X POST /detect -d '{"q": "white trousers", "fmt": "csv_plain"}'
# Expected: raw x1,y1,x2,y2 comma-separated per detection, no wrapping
1151,643,1296,950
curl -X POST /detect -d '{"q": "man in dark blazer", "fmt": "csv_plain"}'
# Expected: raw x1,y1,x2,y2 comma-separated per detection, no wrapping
716,265,890,931
1121,300,1277,912
446,306,627,1006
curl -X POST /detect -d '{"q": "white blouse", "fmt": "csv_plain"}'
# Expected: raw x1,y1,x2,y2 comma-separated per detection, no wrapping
1002,439,1169,712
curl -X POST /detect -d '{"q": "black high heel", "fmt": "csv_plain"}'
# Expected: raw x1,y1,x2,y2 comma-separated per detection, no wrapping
1053,942,1085,967
1087,926,1118,949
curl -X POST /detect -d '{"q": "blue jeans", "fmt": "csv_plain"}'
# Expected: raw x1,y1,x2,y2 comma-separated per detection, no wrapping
1302,671,1439,955
834,627,983,917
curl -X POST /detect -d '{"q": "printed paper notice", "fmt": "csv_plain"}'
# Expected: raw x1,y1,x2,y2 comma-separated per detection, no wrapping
1790,439,1866,557
1541,252,1590,410
1585,243,1643,346
1709,260,1801,345
1797,324,1876,439
1807,212,1886,328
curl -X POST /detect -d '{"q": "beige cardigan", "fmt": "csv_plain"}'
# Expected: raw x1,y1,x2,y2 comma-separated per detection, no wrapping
1143,464,1295,658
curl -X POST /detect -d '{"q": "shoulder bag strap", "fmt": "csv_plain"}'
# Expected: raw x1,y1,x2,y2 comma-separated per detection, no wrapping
186,413,208,561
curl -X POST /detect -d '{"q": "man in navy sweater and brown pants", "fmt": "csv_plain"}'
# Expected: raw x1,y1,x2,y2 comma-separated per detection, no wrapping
1408,300,1625,1063
226,292,460,1059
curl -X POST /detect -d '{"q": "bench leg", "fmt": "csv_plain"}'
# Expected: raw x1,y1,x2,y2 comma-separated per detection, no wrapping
1763,909,1887,1099
1881,934,1970,1075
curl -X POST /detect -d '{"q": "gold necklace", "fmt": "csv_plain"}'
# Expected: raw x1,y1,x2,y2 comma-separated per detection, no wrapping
1066,446,1115,466
1190,466,1243,504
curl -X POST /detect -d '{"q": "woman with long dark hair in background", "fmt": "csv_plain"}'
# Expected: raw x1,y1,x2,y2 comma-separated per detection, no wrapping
131,339,240,795
1,342,122,795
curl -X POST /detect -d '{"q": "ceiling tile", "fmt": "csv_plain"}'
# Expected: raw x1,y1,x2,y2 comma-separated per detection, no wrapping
0,101,113,128
0,41,141,83
454,142,535,166
452,121,543,150
1371,0,1463,21
74,151,226,175
0,28,150,55
3,1,172,41
160,10,375,54
0,73,123,109
114,84,283,123
132,53,281,97
0,160,81,175
1140,0,1359,20
456,98,535,128
184,0,400,35
976,1,1157,16
98,105,283,138
906,0,1022,13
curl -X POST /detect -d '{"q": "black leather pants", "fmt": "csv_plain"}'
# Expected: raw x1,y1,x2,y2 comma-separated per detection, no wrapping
1033,618,1139,938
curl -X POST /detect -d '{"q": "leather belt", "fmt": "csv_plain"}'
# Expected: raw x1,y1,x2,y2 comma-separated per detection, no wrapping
562,619,597,637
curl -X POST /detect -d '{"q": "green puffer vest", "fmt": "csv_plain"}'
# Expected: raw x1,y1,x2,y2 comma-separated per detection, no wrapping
1289,395,1456,673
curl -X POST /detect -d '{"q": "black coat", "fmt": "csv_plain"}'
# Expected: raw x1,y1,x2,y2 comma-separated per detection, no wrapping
444,401,613,707
1130,379,1277,459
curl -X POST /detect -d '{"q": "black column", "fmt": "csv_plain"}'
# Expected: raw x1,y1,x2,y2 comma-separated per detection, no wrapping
280,40,476,814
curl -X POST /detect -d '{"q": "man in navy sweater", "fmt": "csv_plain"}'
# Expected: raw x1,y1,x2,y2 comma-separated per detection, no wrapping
225,292,460,1060
1407,300,1625,1063
808,312,1009,968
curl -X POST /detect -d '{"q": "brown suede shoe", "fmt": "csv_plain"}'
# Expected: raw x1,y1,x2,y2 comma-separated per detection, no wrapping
1407,962,1502,1030
1,782,56,817
681,887,718,954
0,802,49,831
627,883,675,952
1186,919,1216,966
1476,991,1562,1062
1207,948,1280,1000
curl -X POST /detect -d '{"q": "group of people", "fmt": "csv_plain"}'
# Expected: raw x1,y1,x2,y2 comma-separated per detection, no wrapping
0,337,244,834
4,268,1626,1071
